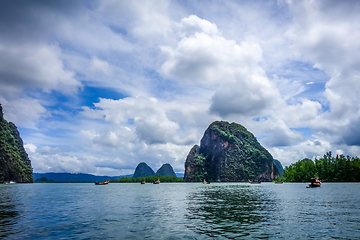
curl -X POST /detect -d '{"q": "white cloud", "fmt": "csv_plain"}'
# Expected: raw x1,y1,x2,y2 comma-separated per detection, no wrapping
260,118,304,147
24,143,37,153
0,97,47,128
280,99,322,128
82,96,203,145
0,43,81,94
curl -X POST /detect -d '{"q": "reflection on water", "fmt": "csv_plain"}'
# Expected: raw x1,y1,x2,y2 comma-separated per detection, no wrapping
0,185,20,238
186,184,278,239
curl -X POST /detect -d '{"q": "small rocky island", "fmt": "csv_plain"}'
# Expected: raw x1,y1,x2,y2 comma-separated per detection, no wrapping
184,121,281,182
133,162,177,178
0,104,33,183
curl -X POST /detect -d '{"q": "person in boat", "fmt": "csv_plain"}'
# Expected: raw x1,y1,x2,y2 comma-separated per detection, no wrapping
307,178,321,188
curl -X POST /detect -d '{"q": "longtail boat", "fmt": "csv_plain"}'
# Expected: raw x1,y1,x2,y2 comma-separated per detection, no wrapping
203,179,210,184
94,180,110,185
248,179,261,184
152,178,160,184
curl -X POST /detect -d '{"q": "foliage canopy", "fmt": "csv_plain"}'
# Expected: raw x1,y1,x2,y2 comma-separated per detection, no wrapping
283,152,360,182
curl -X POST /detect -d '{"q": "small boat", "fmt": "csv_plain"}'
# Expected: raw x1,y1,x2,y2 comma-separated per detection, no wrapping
152,178,160,184
248,179,261,184
275,181,283,184
94,180,110,185
203,179,210,184
3,181,16,184
141,180,146,184
306,178,321,188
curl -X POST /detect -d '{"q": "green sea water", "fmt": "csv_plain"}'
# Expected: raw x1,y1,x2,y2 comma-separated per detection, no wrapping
1,182,359,239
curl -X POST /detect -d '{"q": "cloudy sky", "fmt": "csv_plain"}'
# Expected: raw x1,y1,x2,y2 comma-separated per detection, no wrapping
1,0,360,176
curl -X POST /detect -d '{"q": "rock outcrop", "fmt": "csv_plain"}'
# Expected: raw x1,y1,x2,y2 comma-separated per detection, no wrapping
184,121,275,182
155,163,177,177
0,104,33,183
133,162,155,178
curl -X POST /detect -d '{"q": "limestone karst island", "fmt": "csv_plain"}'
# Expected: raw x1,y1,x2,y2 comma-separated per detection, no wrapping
184,121,282,182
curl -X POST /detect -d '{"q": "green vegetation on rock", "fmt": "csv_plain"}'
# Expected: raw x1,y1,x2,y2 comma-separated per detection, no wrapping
0,104,33,183
34,177,56,183
283,152,360,182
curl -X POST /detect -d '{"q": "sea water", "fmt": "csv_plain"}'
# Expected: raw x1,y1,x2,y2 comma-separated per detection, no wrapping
1,182,359,239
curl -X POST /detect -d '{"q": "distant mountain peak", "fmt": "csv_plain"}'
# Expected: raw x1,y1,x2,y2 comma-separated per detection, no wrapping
156,163,176,177
133,162,155,178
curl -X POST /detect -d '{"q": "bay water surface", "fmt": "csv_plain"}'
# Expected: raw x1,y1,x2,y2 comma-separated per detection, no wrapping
1,182,359,239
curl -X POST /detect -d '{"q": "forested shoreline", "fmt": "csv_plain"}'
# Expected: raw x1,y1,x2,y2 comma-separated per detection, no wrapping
113,176,183,183
282,152,360,182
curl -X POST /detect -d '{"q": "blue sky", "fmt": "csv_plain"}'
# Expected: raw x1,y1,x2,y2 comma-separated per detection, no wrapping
1,0,360,176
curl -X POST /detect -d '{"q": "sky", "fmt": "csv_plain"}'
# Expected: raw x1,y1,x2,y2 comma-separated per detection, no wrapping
1,0,360,176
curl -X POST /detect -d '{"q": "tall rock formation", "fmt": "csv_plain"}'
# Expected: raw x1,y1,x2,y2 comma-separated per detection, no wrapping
273,159,284,178
0,104,33,183
156,163,177,177
184,121,275,182
133,162,155,178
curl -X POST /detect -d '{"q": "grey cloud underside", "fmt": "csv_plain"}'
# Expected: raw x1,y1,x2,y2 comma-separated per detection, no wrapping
209,88,274,117
0,0,84,43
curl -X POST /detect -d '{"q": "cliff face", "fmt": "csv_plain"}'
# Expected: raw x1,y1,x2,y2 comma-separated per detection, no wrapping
273,159,284,178
133,162,155,178
0,104,33,183
184,121,275,182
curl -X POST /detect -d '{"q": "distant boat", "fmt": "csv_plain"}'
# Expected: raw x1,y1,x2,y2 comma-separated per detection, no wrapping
4,181,16,184
306,178,321,188
141,180,145,184
94,180,110,185
248,179,261,184
275,181,283,184
203,179,210,184
152,178,160,184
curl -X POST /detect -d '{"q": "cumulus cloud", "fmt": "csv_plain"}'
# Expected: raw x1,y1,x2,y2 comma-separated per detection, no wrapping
260,118,304,147
0,97,46,128
82,96,201,145
24,143,37,153
0,43,81,94
161,15,282,117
